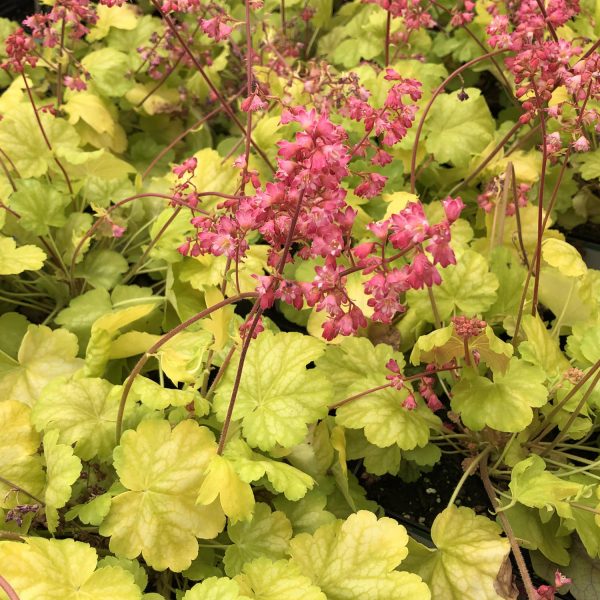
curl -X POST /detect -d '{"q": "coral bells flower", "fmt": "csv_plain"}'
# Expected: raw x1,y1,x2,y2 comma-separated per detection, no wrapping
241,93,268,113
173,157,198,179
201,16,233,41
161,0,201,12
2,29,37,73
452,316,487,338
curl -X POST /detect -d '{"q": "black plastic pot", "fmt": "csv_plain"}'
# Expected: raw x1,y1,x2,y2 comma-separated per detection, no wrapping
0,1,36,22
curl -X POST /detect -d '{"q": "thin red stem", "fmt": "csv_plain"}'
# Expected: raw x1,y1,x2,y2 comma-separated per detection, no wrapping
0,575,20,600
116,292,259,441
410,50,508,193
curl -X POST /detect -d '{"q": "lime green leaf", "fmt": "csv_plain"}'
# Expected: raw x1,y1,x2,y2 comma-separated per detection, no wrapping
315,337,405,398
42,429,82,532
575,147,600,180
542,238,587,278
9,179,70,235
411,324,513,374
336,375,441,450
503,502,570,565
567,322,600,368
0,538,142,600
130,376,207,412
451,358,547,432
66,492,113,526
0,312,28,359
518,315,570,379
0,109,80,178
407,250,499,323
187,148,239,209
273,491,336,535
32,377,127,461
345,429,402,476
235,558,327,600
183,577,251,600
507,455,584,518
425,89,495,167
562,474,600,559
0,237,46,275
214,332,332,451
224,503,292,576
82,47,133,97
158,330,213,385
88,3,138,41
100,420,225,572
289,511,429,600
485,247,528,321
197,454,255,523
0,401,44,509
225,439,314,501
84,303,157,377
55,289,113,348
402,506,510,600
77,249,128,290
0,325,82,407
97,556,148,592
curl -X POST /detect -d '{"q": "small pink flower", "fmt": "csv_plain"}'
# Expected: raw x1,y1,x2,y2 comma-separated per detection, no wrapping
173,157,197,179
554,571,571,588
572,135,590,152
241,93,268,113
403,394,417,410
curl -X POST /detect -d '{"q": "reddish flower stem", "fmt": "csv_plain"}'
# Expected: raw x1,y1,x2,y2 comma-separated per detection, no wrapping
384,10,392,67
0,575,20,600
149,0,275,172
116,292,259,442
410,49,508,193
21,74,73,196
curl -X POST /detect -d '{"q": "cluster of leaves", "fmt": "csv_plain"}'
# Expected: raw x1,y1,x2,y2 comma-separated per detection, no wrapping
1,0,600,599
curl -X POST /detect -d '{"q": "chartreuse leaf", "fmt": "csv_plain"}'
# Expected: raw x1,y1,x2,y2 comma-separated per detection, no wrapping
411,324,513,374
562,474,600,559
406,250,499,323
235,558,327,600
0,312,28,359
485,246,528,321
542,238,588,278
84,303,157,377
66,491,113,526
505,455,585,518
402,506,510,600
214,332,332,451
157,330,213,385
32,377,129,461
518,315,570,379
0,325,83,406
0,401,44,509
289,511,430,600
100,420,225,572
335,374,441,450
77,249,128,290
183,577,251,600
196,454,255,523
0,109,80,178
273,490,336,535
81,47,133,97
224,503,292,576
424,88,495,168
130,376,208,413
225,438,314,501
315,337,405,398
451,358,547,432
0,538,142,600
42,429,82,532
88,3,138,41
567,321,600,368
97,556,148,592
503,502,570,565
9,179,70,235
0,237,46,275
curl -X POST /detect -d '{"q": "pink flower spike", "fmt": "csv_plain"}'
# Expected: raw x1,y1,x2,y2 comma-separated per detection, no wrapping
384,68,403,81
173,157,198,179
403,394,417,410
572,135,590,152
241,93,268,113
554,571,571,588
386,358,401,373
442,196,465,223
201,16,233,41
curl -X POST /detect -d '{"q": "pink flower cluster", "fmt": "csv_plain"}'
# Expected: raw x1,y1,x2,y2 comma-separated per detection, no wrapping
177,97,460,340
364,0,435,38
451,316,487,339
386,359,443,411
477,177,530,216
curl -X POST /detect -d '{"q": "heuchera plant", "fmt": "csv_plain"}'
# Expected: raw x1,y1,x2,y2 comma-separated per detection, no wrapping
0,0,600,598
